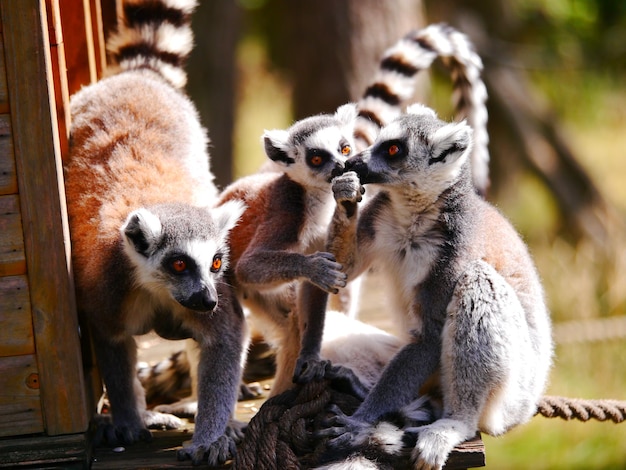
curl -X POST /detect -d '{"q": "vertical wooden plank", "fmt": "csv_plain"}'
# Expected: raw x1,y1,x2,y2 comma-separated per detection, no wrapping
89,0,107,77
59,0,97,95
0,194,26,276
45,0,71,160
0,275,34,357
1,0,88,435
0,19,9,115
0,114,17,195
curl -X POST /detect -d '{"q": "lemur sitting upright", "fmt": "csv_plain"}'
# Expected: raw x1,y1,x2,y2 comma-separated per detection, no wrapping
64,0,246,465
318,104,553,470
216,23,491,397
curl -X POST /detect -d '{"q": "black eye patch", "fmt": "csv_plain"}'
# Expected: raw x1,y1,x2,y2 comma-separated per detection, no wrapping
305,149,332,168
163,253,197,275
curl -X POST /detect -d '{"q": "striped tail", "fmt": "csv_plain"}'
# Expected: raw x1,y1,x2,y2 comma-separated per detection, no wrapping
356,23,490,195
106,0,198,90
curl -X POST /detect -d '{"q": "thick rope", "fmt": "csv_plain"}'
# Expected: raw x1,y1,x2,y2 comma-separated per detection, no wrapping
536,396,626,423
232,379,361,470
233,383,626,469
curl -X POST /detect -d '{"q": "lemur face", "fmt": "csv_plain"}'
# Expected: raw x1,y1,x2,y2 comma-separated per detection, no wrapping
263,104,357,189
121,201,244,312
345,104,472,197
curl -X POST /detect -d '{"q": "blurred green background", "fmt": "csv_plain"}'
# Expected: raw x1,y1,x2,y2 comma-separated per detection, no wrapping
187,0,626,467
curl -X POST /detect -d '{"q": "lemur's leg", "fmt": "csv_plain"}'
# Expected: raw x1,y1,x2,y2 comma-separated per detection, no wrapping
269,309,302,396
177,283,246,466
412,260,526,470
93,332,181,445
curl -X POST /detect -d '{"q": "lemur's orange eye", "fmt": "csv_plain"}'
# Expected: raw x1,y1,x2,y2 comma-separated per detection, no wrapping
172,259,187,272
388,144,400,156
211,256,222,272
341,145,351,156
310,155,323,166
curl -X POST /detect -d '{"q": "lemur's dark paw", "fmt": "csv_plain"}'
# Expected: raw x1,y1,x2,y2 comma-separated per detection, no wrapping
324,364,370,400
177,434,238,466
293,357,331,384
308,251,347,294
239,382,264,401
224,419,247,442
317,404,370,448
92,414,152,447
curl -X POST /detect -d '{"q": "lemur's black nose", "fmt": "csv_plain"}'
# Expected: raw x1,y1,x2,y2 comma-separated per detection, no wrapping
344,155,370,182
331,164,344,179
183,287,217,312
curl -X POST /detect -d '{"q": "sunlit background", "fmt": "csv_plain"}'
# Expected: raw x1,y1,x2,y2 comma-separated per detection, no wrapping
186,1,626,467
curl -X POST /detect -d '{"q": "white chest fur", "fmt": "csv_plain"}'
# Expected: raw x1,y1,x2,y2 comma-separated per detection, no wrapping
372,204,444,336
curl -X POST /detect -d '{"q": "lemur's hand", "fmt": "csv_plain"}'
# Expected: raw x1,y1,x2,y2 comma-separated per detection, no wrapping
332,171,364,217
317,404,372,448
293,355,331,385
176,420,244,466
305,251,347,294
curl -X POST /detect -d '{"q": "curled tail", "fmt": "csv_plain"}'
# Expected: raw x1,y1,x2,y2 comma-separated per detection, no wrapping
106,0,198,89
356,23,490,195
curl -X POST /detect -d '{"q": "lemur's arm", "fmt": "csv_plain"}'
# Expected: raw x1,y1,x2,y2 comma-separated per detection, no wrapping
327,171,371,281
235,201,346,294
292,172,374,384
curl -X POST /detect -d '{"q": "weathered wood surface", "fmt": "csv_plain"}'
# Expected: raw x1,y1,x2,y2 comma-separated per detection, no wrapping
0,354,43,437
0,115,17,196
0,431,89,468
0,23,8,115
1,0,88,436
0,195,26,277
0,275,34,357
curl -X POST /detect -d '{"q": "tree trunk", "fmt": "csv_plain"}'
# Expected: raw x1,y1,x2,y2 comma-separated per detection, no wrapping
186,0,242,189
263,0,426,119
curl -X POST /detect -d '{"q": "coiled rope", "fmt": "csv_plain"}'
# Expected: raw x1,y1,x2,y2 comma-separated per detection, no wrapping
232,379,361,470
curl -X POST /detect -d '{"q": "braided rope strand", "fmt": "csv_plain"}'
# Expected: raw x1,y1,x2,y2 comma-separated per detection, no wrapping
536,396,626,423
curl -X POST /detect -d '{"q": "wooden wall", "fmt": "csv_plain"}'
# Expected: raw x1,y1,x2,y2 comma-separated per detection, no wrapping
0,0,115,444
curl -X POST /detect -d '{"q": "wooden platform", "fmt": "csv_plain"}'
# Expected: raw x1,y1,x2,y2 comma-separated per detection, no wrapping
90,426,484,469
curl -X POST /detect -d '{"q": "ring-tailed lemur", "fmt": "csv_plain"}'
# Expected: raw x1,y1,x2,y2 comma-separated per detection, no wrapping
64,0,247,465
218,23,491,398
317,104,553,470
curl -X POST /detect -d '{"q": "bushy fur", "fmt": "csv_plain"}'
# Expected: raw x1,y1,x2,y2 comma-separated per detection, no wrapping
318,104,552,469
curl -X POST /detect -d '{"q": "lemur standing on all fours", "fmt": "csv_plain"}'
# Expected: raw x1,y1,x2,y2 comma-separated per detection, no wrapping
64,0,247,465
315,104,553,470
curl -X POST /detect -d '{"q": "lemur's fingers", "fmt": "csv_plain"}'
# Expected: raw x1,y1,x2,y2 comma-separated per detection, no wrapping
307,252,347,293
177,434,238,466
293,357,331,384
332,171,363,204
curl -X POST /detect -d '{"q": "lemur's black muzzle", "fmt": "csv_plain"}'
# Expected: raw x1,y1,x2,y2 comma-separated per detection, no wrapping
344,155,373,183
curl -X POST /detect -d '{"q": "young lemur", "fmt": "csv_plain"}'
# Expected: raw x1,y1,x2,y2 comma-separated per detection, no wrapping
317,104,553,470
216,23,491,398
64,0,246,465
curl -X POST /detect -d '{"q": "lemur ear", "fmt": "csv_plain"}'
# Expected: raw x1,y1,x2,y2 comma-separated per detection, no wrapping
334,103,357,126
121,208,162,257
406,103,438,118
263,129,294,165
213,200,246,235
429,121,473,166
